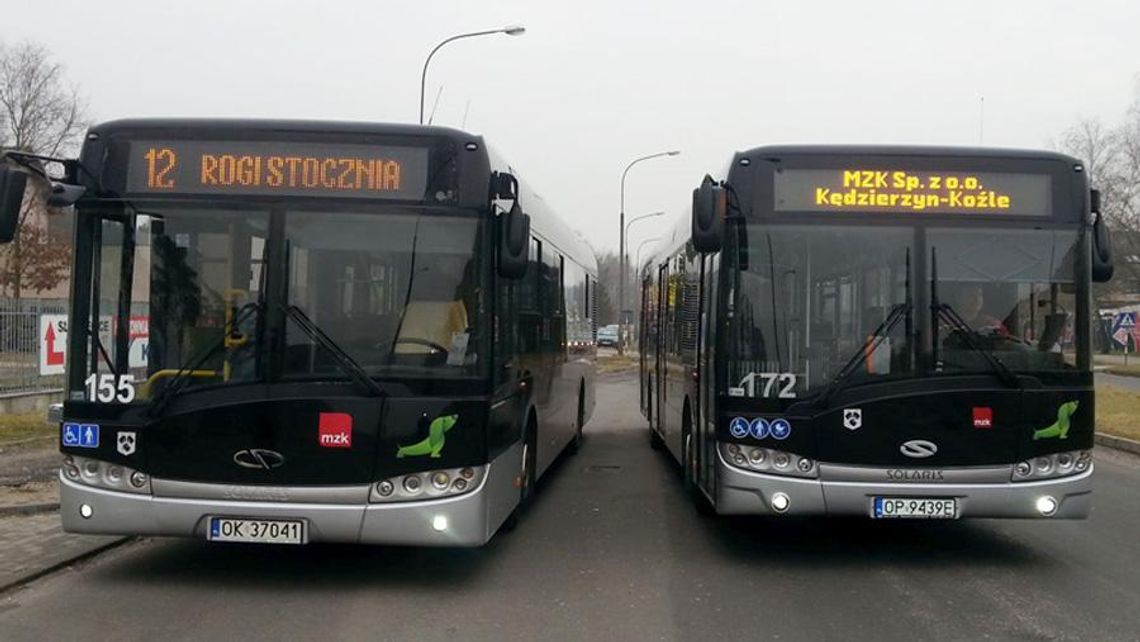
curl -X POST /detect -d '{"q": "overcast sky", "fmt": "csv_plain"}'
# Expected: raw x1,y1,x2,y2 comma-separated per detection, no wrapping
6,0,1139,253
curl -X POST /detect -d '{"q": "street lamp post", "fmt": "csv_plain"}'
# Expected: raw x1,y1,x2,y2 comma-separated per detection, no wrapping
619,151,679,354
419,26,526,125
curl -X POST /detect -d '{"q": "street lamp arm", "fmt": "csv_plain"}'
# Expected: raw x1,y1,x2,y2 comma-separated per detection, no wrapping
621,153,674,215
420,28,520,124
624,210,665,239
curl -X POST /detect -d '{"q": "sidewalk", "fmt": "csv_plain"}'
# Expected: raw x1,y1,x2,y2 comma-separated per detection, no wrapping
0,438,129,592
0,512,126,592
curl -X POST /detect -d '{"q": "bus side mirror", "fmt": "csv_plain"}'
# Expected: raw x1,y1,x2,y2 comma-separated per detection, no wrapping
691,175,724,253
498,201,530,279
0,165,29,244
1091,212,1114,283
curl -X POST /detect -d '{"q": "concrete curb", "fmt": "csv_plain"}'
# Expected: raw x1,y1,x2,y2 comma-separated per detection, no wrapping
0,536,132,595
0,502,58,518
1096,433,1140,456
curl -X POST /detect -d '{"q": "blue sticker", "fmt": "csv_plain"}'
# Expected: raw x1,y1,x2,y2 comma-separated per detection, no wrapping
210,518,220,538
729,417,750,439
749,417,770,439
770,418,791,440
62,423,81,447
78,423,100,448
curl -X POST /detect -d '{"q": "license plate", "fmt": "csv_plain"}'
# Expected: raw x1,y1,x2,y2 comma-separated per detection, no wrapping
872,497,957,519
208,517,307,544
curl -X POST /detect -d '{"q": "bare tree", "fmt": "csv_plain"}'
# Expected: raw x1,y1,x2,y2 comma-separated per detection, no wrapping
0,41,88,300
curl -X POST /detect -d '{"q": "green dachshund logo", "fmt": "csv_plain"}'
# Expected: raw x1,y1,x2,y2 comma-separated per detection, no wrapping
1033,401,1078,440
396,414,458,458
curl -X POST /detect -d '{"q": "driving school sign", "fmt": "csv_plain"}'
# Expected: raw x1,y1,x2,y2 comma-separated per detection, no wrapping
39,315,146,375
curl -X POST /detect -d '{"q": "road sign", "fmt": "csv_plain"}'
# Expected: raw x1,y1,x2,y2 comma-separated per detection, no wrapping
1111,312,1136,348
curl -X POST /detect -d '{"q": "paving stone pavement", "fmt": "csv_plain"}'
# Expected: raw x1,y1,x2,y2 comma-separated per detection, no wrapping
0,512,125,591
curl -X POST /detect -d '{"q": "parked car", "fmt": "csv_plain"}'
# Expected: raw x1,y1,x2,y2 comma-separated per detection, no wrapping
597,324,619,347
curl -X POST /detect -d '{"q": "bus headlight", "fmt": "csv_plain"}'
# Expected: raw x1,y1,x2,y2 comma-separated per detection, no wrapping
370,465,486,503
61,455,151,494
719,443,818,479
1011,450,1091,482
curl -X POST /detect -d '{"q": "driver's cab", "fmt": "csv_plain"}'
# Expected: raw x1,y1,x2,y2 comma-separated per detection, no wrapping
937,280,1074,372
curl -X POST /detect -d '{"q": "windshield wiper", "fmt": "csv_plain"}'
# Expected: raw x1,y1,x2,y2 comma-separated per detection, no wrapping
147,300,262,417
932,302,1021,389
814,301,911,408
282,304,384,397
930,247,1020,389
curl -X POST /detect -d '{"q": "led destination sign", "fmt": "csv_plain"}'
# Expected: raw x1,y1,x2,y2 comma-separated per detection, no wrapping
126,140,429,199
773,169,1051,215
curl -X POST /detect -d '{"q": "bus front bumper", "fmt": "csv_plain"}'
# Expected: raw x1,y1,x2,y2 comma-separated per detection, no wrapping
715,454,1092,519
59,446,523,547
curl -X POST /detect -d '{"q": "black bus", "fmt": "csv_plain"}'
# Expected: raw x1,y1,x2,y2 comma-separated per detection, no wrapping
0,119,597,546
640,145,1114,519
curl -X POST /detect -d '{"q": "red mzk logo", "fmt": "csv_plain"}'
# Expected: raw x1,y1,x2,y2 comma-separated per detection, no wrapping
972,407,993,429
319,413,353,448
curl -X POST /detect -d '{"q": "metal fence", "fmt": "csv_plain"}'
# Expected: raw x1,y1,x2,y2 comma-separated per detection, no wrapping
0,298,68,395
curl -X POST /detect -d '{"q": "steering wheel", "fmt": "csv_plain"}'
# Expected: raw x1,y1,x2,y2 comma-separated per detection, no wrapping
391,337,449,354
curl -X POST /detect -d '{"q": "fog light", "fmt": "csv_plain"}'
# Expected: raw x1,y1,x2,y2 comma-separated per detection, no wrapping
403,475,422,493
1014,461,1032,478
773,452,791,469
733,453,746,466
770,492,790,513
82,460,100,478
1035,457,1053,474
1036,495,1058,516
460,467,475,480
431,471,450,490
376,480,394,497
63,461,80,480
453,478,468,492
79,503,94,519
796,457,813,473
727,443,740,455
129,471,148,488
748,448,765,464
432,515,448,532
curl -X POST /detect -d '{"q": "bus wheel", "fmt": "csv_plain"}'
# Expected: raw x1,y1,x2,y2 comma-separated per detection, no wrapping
568,387,584,455
684,416,714,516
502,418,537,532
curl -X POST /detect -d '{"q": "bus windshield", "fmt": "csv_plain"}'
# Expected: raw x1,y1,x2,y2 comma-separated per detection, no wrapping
724,224,1080,399
84,203,486,403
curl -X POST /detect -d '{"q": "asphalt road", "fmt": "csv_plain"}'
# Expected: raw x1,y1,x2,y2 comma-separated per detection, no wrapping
2,372,1139,641
1097,371,1140,393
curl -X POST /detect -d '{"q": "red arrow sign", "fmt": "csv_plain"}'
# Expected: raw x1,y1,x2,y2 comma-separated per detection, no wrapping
45,323,64,367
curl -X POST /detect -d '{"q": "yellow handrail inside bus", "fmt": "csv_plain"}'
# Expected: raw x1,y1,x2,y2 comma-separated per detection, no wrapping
140,369,220,399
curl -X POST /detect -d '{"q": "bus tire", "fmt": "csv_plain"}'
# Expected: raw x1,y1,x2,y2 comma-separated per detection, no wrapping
568,384,585,455
502,413,538,532
683,407,714,516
